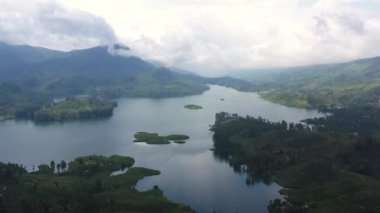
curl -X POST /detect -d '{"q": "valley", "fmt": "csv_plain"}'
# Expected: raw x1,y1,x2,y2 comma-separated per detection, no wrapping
2,42,380,213
2,1,380,212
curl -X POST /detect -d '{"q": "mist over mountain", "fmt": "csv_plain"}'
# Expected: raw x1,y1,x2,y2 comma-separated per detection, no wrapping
0,42,202,97
0,41,253,98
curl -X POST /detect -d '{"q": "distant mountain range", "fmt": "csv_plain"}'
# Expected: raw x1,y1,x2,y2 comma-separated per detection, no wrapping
0,41,252,120
232,56,380,108
0,42,201,97
0,41,253,98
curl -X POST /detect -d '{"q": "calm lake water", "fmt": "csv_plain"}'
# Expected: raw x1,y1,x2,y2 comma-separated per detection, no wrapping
0,85,323,213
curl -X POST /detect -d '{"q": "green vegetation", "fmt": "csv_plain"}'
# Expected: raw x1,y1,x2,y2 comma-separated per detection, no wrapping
0,82,50,121
211,111,380,212
238,57,380,108
0,42,211,99
173,141,186,144
134,132,170,145
260,91,313,108
134,132,190,145
0,155,193,212
33,97,117,121
184,104,203,110
0,82,116,122
0,42,257,122
93,69,209,99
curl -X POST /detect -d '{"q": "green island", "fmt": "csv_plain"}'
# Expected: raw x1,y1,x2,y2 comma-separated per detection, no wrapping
184,104,203,110
33,97,117,121
0,155,193,213
134,132,190,145
0,82,117,122
211,111,380,212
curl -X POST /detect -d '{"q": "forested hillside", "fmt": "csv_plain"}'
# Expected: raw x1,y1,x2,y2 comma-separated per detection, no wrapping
211,111,380,212
234,57,380,108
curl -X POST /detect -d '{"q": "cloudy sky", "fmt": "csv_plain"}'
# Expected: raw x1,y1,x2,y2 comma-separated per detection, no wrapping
1,0,380,75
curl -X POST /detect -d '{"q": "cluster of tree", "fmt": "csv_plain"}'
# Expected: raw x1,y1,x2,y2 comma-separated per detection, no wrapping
33,97,117,121
0,162,26,181
212,112,319,173
0,155,193,213
0,82,50,120
305,106,380,135
0,82,117,122
211,110,380,212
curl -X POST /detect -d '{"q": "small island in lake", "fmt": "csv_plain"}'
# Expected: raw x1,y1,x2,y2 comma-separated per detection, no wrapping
184,104,203,110
33,97,117,121
0,155,193,212
134,132,190,144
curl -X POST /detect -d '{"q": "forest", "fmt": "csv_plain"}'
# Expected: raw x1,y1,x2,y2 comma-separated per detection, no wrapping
33,97,117,121
0,82,117,122
0,155,193,213
211,109,380,212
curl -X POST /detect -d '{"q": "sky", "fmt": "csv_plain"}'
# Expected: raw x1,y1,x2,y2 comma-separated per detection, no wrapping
1,0,380,76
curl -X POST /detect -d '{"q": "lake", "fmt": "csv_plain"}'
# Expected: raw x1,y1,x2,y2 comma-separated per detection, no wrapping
0,85,323,213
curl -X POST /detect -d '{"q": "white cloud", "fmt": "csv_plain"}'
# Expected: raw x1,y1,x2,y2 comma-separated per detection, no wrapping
0,0,116,51
2,0,380,75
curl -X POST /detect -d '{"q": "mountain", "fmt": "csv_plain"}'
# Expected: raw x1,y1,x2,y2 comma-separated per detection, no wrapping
0,42,209,97
232,57,380,108
0,41,63,63
0,41,255,120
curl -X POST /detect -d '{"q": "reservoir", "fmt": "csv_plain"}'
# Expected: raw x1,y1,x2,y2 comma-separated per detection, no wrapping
0,85,323,213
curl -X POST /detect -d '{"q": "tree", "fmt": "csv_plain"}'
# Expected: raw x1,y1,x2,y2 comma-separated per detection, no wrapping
61,160,67,172
50,161,55,173
57,163,61,173
38,164,52,174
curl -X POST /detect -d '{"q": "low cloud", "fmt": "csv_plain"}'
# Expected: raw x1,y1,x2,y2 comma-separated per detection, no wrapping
74,0,378,76
0,0,116,51
2,0,380,75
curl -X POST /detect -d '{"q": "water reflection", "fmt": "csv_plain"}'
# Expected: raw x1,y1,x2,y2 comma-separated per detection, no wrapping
212,149,273,186
31,116,112,126
0,85,323,213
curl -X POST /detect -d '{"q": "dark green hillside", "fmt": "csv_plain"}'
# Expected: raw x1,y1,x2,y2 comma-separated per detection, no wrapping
0,82,49,121
0,42,212,98
0,42,255,100
34,46,154,82
211,111,380,212
0,155,193,213
0,42,255,122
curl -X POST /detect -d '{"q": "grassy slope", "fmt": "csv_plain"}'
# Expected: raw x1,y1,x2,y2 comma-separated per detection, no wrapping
241,57,380,108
